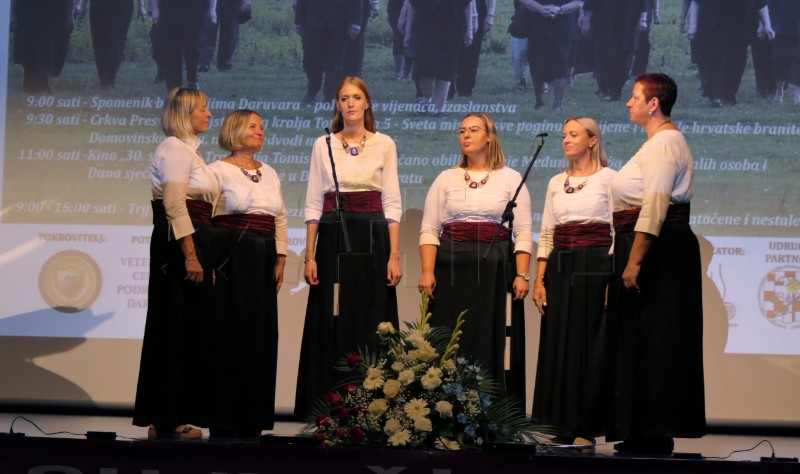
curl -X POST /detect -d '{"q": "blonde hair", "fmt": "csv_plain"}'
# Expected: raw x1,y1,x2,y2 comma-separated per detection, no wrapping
219,109,262,152
330,76,376,134
161,87,209,139
563,116,607,172
457,112,506,170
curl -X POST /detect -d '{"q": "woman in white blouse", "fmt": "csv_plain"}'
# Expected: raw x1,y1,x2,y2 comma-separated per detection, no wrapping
207,110,287,438
418,112,532,399
606,73,705,455
134,87,217,440
531,116,615,449
294,77,402,419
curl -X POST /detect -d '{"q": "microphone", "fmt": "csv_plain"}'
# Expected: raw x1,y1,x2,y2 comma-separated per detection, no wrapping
325,127,331,135
535,132,548,137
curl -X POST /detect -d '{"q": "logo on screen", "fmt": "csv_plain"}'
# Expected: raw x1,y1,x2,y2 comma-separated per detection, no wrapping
38,250,102,313
757,266,800,329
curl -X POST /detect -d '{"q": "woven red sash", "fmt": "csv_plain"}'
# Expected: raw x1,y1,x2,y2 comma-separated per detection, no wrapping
212,214,276,237
613,203,691,233
152,199,212,225
323,190,383,213
553,222,612,249
441,222,510,243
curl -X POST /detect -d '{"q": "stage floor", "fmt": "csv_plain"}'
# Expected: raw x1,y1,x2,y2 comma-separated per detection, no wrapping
2,412,799,473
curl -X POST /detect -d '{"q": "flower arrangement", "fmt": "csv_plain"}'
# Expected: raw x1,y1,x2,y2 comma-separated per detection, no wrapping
302,294,542,450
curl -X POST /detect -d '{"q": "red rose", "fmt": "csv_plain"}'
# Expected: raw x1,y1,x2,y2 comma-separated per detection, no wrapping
344,384,358,395
349,427,366,442
335,428,348,440
315,416,331,428
346,353,362,367
324,392,342,407
314,433,327,446
335,407,351,420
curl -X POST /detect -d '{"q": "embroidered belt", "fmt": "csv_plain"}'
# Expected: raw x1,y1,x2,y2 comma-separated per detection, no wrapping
553,222,612,249
441,222,510,243
152,199,212,225
323,190,383,213
613,203,690,233
212,214,276,237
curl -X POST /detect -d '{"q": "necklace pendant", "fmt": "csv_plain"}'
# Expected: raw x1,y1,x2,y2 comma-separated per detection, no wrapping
469,181,478,189
565,186,575,194
349,147,359,156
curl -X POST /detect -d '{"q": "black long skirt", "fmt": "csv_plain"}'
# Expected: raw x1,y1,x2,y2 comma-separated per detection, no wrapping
294,211,399,419
531,246,611,439
133,217,214,429
208,226,279,434
605,222,707,441
429,239,526,402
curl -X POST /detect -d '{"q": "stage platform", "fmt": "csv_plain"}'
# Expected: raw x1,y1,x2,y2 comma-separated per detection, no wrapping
1,413,799,473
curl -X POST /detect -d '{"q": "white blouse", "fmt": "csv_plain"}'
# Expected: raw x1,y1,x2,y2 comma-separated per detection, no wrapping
209,160,288,256
610,130,694,236
537,167,616,260
419,166,534,254
150,135,219,241
304,131,402,223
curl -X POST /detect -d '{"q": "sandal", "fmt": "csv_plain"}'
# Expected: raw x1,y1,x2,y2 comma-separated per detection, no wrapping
147,424,202,440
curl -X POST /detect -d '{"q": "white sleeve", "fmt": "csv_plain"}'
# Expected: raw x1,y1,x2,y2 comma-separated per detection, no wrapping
303,138,326,223
419,172,447,246
381,137,403,222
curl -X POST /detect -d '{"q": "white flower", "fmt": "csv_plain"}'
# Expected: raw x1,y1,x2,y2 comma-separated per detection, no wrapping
363,367,385,390
435,400,453,418
398,369,415,385
435,438,460,450
384,418,402,436
442,359,457,373
413,416,433,432
368,398,388,416
383,379,402,398
410,342,438,362
404,398,431,419
391,361,405,372
377,322,396,337
421,367,443,390
405,329,425,347
388,429,412,446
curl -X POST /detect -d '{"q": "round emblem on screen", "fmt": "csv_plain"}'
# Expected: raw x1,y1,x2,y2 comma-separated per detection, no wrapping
757,266,800,329
38,250,103,313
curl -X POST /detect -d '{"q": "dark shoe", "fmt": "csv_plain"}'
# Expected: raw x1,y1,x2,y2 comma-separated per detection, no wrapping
614,435,674,455
197,65,210,73
710,98,722,108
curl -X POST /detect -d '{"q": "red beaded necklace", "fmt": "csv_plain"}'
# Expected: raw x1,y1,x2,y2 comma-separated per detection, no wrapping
464,169,490,188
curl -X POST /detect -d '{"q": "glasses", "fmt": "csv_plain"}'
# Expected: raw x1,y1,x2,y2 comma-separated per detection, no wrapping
456,126,485,137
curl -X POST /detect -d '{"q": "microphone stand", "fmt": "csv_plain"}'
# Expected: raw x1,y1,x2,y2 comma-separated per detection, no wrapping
483,133,547,264
324,127,351,317
483,132,546,387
